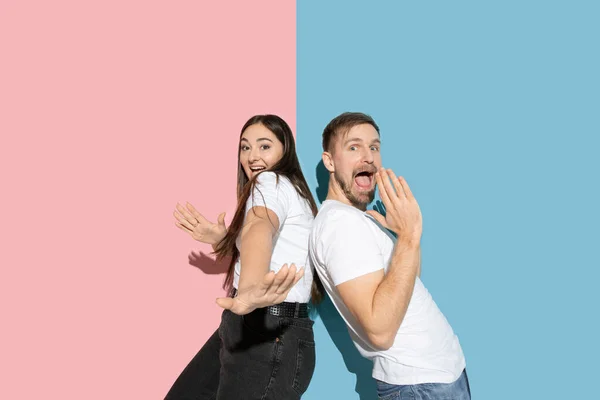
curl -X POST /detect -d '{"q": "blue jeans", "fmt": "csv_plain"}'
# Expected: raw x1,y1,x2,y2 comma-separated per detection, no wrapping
376,369,471,400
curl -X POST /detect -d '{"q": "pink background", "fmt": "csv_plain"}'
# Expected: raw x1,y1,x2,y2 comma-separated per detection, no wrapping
0,1,295,398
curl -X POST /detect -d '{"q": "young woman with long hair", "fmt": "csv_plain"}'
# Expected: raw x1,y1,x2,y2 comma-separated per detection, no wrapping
166,114,323,400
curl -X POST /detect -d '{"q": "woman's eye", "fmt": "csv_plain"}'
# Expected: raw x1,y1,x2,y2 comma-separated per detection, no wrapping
261,145,271,150
240,145,249,151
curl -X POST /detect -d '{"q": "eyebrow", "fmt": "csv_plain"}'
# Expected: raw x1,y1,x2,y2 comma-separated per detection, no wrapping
343,137,381,146
343,137,364,146
240,137,273,143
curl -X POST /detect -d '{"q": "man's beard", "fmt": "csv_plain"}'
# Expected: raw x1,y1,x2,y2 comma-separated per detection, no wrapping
334,171,375,210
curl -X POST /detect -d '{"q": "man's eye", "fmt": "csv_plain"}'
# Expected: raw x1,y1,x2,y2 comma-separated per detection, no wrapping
371,146,379,152
350,146,357,151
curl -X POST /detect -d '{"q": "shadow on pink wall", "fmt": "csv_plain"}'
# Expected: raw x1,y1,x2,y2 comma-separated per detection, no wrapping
188,251,230,276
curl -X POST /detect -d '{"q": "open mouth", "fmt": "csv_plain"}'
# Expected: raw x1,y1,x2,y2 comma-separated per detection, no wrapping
354,171,375,190
249,166,266,173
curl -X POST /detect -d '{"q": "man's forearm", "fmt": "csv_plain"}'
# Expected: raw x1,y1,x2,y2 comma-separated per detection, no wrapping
368,241,420,348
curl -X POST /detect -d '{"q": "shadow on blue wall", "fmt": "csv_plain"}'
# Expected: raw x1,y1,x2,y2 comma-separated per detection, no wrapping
314,160,377,400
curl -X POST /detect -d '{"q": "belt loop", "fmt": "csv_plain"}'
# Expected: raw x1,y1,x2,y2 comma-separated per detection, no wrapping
294,302,300,318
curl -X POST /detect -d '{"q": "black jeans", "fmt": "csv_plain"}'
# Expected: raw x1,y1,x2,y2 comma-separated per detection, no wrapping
165,307,316,400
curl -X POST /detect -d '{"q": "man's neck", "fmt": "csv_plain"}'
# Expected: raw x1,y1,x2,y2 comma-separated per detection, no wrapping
325,181,367,211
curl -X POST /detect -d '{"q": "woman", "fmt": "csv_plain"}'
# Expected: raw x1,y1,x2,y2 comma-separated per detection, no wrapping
166,114,322,400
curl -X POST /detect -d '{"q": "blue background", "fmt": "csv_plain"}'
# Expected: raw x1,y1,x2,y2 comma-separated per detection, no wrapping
297,1,600,399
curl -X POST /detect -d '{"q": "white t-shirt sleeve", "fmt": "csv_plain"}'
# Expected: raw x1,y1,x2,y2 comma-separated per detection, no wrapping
245,172,292,224
321,211,384,286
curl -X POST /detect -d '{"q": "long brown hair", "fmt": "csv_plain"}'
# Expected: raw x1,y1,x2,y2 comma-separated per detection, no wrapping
213,114,325,304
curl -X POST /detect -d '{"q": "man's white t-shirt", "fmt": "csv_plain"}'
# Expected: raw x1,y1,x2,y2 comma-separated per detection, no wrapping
233,172,314,303
309,200,466,385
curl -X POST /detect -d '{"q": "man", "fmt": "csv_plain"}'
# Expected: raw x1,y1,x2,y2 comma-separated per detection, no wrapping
309,112,470,399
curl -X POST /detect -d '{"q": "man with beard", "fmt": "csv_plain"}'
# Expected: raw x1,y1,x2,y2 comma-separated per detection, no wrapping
309,112,470,399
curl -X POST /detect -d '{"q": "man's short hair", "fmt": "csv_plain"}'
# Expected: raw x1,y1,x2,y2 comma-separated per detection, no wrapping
322,112,380,152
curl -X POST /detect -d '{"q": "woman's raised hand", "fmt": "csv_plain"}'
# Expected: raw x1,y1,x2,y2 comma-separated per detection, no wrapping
174,202,227,245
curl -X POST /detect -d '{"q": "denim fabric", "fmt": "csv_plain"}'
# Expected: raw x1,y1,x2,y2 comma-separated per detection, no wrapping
165,308,315,400
376,369,471,400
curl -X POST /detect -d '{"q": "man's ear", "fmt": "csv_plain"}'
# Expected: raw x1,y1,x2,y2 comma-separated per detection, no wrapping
322,152,335,173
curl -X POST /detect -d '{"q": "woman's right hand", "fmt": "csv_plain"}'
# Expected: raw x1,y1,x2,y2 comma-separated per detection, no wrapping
174,202,227,245
216,264,305,315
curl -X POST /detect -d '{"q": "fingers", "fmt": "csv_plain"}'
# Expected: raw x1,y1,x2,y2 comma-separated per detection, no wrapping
256,270,277,297
175,203,198,228
383,168,403,200
216,297,254,315
268,264,303,300
186,203,210,225
273,264,290,287
265,264,291,297
176,203,193,220
262,270,277,286
215,297,233,310
375,169,391,206
290,266,305,287
397,176,414,200
386,169,406,199
365,210,388,228
175,221,193,233
174,210,196,231
278,263,298,294
177,203,198,225
379,169,410,209
217,212,226,227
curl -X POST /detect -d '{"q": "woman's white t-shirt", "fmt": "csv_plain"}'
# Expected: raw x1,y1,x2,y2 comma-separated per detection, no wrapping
233,172,314,303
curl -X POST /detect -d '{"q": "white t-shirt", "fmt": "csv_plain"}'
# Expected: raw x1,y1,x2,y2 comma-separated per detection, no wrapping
233,172,314,303
309,200,466,385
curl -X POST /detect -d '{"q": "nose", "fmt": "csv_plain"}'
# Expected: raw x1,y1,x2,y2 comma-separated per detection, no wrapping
249,147,260,163
361,147,374,164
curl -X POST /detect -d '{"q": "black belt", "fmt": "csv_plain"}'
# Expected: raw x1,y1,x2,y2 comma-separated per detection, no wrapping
267,302,309,318
232,289,309,318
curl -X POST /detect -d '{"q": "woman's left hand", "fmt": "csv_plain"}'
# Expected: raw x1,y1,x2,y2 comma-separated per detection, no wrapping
216,264,305,315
